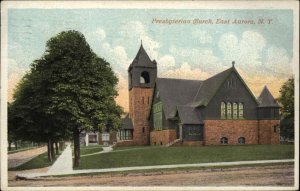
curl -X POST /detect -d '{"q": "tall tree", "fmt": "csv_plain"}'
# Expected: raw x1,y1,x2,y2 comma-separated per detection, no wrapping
10,72,64,161
278,78,294,140
31,30,122,166
10,30,122,166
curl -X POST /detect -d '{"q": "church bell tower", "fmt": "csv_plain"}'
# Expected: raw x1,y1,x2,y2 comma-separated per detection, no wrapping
128,43,157,145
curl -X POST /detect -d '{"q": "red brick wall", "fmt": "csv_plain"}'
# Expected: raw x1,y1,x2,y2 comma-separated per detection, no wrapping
150,129,177,145
258,120,280,144
129,87,153,145
115,140,136,147
204,120,258,145
182,141,204,146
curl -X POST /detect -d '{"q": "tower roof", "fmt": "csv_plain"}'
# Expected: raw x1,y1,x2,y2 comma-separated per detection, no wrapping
257,86,279,107
129,44,156,70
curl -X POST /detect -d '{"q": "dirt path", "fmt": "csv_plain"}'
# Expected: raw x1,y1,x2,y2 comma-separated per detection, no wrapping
8,146,47,169
8,164,294,187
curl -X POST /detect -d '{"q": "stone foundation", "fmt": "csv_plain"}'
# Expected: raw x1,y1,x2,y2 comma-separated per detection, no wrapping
182,141,204,146
173,140,204,146
150,129,177,145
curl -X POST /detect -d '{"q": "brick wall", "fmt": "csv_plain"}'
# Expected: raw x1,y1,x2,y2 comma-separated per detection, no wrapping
115,140,136,147
258,120,280,144
129,87,153,145
150,129,177,145
204,120,258,145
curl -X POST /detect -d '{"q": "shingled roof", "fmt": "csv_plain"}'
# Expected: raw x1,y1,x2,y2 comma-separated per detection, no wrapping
177,106,203,124
153,65,260,124
155,78,203,119
128,44,156,70
191,66,258,107
192,67,233,107
121,114,133,130
257,86,280,107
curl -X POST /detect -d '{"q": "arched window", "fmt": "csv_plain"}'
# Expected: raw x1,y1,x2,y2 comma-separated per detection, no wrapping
220,137,228,144
221,102,226,119
227,102,232,119
140,71,150,84
233,102,238,119
238,103,244,118
238,137,245,144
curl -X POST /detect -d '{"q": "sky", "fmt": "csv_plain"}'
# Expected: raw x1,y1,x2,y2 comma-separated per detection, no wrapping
7,8,294,112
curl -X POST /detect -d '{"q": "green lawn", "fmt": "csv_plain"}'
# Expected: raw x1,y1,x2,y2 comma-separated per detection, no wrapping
71,145,104,156
9,147,65,171
113,146,148,151
80,146,103,155
78,144,294,169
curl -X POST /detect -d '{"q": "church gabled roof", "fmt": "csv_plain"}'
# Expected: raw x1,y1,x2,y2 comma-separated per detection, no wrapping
176,106,203,124
151,65,261,121
191,67,233,107
128,44,156,70
191,66,258,107
257,86,280,107
155,78,203,119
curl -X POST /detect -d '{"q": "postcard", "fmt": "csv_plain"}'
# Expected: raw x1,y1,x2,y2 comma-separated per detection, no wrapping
1,1,299,190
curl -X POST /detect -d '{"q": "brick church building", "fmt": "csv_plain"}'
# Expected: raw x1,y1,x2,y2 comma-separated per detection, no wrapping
116,44,280,146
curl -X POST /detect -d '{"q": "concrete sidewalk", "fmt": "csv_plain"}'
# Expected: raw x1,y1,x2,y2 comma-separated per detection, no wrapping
80,146,113,157
17,159,294,179
47,143,73,174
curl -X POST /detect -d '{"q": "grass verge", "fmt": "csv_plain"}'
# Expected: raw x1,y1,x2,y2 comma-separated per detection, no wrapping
77,144,294,169
9,148,65,171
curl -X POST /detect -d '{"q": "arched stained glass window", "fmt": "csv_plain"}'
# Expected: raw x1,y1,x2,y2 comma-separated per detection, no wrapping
227,102,232,119
221,102,226,119
239,103,244,118
233,102,238,119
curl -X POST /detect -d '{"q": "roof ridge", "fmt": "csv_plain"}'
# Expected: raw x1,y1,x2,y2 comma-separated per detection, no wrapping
204,67,233,81
157,77,203,82
192,81,204,105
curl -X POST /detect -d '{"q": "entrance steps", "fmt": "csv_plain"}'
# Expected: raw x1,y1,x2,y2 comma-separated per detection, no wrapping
165,139,182,147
